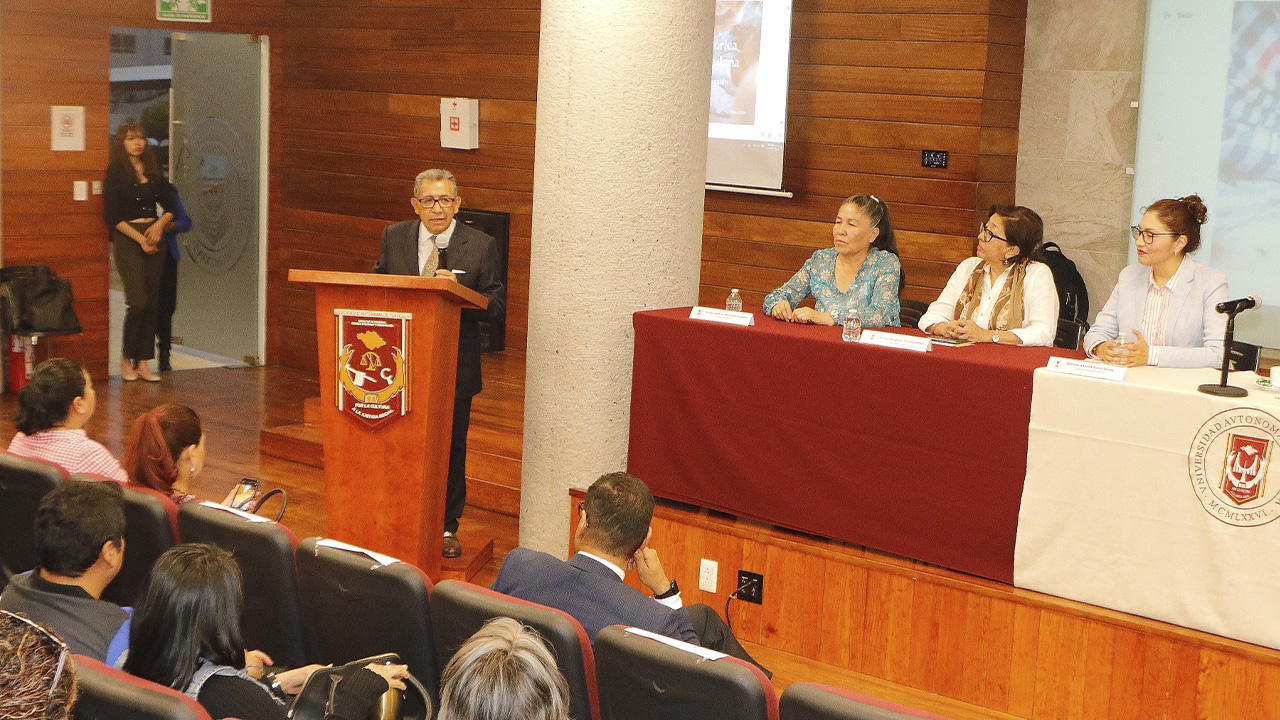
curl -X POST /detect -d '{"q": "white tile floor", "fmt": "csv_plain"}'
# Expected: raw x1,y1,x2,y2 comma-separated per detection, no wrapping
108,289,237,376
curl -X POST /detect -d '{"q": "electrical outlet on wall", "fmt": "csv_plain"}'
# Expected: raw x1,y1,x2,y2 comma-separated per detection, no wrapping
921,149,948,168
699,559,718,593
737,570,763,604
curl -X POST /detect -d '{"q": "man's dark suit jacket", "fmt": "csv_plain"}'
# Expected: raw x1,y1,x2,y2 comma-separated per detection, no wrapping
492,547,698,644
372,220,505,397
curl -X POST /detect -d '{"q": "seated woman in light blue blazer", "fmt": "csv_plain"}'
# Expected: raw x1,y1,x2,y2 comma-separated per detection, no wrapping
1083,195,1228,368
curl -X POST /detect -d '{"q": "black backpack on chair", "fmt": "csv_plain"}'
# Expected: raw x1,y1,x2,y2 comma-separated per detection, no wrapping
1033,242,1090,349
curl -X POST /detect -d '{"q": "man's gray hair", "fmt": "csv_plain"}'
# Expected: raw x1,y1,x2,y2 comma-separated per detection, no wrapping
414,168,457,198
438,617,570,720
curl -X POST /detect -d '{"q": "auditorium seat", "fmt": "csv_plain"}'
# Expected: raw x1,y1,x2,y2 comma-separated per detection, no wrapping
295,537,439,708
593,625,777,720
898,299,929,330
430,580,600,720
0,450,66,589
72,654,214,720
80,478,177,607
779,682,954,720
177,501,315,667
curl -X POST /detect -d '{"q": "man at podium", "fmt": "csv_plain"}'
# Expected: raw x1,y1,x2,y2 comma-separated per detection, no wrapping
373,168,505,558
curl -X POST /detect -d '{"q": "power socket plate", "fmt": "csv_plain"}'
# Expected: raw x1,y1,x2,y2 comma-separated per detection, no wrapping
737,570,763,604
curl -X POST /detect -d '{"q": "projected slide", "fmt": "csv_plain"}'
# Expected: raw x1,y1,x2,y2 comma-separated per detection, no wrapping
1132,0,1280,348
706,0,793,190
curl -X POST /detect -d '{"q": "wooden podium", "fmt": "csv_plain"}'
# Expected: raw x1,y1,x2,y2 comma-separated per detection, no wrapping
289,269,487,578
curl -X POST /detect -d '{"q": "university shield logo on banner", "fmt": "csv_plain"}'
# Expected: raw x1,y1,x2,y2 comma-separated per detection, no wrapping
334,309,412,431
1222,433,1272,505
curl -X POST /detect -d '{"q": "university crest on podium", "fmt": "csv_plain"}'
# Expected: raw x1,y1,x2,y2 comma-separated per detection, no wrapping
334,309,411,430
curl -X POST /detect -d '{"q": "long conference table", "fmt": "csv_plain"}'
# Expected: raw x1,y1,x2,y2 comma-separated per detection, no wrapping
627,306,1084,584
628,306,1280,650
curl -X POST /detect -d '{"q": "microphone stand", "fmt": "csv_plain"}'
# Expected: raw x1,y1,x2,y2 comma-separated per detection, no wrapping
1198,308,1248,398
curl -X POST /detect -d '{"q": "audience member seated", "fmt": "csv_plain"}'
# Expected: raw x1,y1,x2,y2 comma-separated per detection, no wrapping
1083,195,1229,368
7,358,127,482
437,617,570,720
920,205,1060,346
763,195,902,328
0,610,77,720
492,471,770,677
123,404,236,506
123,543,409,720
0,481,130,663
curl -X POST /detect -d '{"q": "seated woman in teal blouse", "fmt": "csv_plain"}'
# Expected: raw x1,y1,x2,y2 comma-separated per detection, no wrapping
763,195,902,327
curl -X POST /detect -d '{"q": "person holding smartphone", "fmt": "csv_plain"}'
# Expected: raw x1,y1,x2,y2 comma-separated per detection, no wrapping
122,404,244,506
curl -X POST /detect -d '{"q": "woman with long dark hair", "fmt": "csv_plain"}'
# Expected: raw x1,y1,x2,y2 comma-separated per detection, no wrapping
7,357,126,482
762,194,902,327
103,122,174,382
124,544,408,720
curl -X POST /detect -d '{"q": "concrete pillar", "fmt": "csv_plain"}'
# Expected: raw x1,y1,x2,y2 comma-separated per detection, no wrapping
519,0,713,555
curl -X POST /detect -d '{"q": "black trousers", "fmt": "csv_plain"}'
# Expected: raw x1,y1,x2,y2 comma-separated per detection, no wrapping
112,226,165,362
156,251,179,359
684,603,771,678
444,392,473,534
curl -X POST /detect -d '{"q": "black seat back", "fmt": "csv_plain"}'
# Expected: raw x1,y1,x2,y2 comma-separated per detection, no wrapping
295,537,439,706
779,682,955,720
898,299,929,330
594,625,777,720
177,502,314,667
0,451,65,586
91,480,177,606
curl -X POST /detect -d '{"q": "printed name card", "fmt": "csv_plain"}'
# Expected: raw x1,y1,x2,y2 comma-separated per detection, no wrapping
1044,356,1128,382
859,330,932,353
689,306,755,326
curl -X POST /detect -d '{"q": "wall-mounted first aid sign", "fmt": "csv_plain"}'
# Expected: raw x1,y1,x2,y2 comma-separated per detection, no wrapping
51,106,85,152
440,98,479,150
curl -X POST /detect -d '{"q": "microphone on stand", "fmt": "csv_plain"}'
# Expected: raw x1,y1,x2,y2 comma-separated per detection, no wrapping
1199,295,1261,398
1216,295,1261,314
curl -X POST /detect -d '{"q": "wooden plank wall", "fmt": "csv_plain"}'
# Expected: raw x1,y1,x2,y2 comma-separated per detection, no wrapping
2,0,1023,507
568,490,1280,720
700,0,1026,309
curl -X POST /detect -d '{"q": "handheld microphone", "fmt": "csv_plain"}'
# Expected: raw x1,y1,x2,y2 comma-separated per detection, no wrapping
1215,295,1261,314
436,241,449,271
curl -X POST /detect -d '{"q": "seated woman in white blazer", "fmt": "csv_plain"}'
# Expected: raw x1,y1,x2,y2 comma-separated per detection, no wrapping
1083,195,1228,368
919,205,1059,347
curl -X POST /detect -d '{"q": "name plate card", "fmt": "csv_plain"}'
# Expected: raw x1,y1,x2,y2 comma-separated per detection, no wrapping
1044,356,1128,382
859,330,932,353
689,306,755,326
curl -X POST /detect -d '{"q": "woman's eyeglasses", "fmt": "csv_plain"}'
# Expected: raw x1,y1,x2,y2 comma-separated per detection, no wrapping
1130,226,1179,244
978,222,1007,243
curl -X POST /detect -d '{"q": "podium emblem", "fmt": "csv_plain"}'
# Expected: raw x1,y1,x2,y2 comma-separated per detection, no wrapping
335,309,411,430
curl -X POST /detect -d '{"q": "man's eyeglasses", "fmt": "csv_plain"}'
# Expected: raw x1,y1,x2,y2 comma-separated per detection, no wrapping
978,222,1007,243
414,196,456,208
1130,226,1179,244
2,610,69,697
578,501,589,527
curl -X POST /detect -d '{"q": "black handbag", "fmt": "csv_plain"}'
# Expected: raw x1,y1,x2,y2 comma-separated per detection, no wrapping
0,266,81,334
289,653,431,720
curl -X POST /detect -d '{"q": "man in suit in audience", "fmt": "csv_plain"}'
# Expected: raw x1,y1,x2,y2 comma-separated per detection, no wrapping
492,471,769,676
0,481,129,663
373,168,505,558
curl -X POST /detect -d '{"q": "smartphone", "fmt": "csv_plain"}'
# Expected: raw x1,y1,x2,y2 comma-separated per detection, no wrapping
230,478,260,510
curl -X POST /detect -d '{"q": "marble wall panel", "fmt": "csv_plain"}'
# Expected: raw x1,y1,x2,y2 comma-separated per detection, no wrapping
1066,71,1142,164
1025,0,1147,72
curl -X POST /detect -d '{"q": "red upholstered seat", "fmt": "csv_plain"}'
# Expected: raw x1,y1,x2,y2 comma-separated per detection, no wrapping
0,449,66,589
72,654,216,720
593,624,778,720
779,682,955,720
430,579,600,720
295,537,438,711
176,501,315,667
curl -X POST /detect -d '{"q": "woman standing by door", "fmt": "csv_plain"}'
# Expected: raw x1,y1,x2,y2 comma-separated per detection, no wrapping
103,121,174,382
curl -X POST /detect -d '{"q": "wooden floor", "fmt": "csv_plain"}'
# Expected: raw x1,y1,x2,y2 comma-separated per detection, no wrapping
0,365,1184,719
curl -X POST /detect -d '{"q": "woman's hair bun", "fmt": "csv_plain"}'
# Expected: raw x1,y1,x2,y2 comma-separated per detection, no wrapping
1178,195,1208,225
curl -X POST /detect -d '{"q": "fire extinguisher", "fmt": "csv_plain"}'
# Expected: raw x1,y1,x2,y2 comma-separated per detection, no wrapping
8,335,32,393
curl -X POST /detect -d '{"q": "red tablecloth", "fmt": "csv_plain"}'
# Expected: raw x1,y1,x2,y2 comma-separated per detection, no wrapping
627,307,1083,583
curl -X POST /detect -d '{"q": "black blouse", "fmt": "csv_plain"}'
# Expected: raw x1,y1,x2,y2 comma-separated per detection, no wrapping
102,167,173,229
